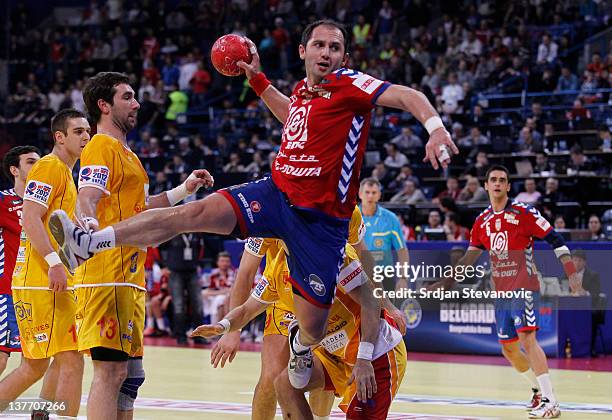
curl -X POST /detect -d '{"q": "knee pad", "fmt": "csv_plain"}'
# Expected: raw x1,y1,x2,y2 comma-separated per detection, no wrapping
118,357,145,411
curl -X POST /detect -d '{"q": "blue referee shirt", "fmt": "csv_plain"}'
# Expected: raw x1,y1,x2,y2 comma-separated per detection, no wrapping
358,204,405,267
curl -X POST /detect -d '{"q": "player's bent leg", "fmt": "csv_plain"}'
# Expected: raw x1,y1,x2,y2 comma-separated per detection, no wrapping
253,334,290,420
88,348,129,420
308,389,335,419
52,350,84,416
274,357,327,420
518,330,548,375
0,357,49,410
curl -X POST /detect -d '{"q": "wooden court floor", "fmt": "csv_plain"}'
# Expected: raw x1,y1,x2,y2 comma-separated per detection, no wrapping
2,345,611,419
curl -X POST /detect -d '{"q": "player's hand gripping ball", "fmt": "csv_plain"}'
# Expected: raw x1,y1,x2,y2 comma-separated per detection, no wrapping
211,34,253,77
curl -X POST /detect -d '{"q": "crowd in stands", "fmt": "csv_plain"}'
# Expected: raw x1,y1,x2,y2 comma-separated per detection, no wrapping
1,1,611,340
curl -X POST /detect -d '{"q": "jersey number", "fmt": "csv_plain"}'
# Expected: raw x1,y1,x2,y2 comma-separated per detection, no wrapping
96,316,118,339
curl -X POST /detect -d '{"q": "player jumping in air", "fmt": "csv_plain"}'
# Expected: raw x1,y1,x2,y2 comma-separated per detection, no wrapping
435,165,579,419
49,19,456,392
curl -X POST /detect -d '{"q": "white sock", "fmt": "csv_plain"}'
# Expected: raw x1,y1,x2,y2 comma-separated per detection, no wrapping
90,227,116,253
292,330,310,354
536,373,556,403
520,368,540,391
146,316,155,329
156,317,166,330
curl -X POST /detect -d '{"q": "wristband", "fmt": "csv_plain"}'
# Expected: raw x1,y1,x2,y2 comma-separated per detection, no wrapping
357,341,374,361
218,318,231,334
167,173,199,206
563,260,577,276
249,72,271,96
45,252,62,267
424,116,445,134
82,216,99,231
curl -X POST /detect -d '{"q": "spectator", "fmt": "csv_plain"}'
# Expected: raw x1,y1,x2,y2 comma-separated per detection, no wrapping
587,214,606,241
137,91,160,129
441,72,464,114
444,212,470,242
599,125,612,151
556,66,579,91
399,215,417,242
460,30,483,57
534,152,554,174
517,127,544,153
370,161,393,187
434,176,461,203
384,143,409,169
568,145,595,173
352,14,372,51
390,127,423,153
162,55,181,88
223,152,246,173
536,33,558,64
458,176,488,203
388,165,420,192
463,151,490,178
458,126,490,147
389,180,426,204
201,252,236,325
178,53,198,91
47,83,65,112
426,209,442,229
138,76,156,102
540,177,565,218
190,61,211,98
144,265,172,337
515,178,542,205
554,215,567,229
165,84,189,123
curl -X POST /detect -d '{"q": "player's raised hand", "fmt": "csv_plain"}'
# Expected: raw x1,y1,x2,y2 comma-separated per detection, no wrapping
210,330,241,368
186,169,214,193
423,127,458,170
191,323,224,339
48,264,68,292
348,358,377,402
236,38,261,80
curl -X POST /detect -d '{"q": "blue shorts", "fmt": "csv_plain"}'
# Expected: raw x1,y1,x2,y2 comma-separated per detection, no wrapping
218,177,349,307
495,290,540,343
0,294,22,353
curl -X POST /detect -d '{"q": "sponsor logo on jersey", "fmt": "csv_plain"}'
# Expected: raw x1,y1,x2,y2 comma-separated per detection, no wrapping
129,252,138,273
237,193,254,223
79,165,110,189
307,274,326,297
495,218,501,231
352,74,383,94
24,180,52,206
490,231,509,256
254,278,269,298
35,333,48,343
250,201,261,213
535,216,551,231
514,316,522,326
338,261,364,292
320,329,348,353
13,301,32,321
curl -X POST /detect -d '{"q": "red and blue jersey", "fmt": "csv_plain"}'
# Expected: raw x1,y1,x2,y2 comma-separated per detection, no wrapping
0,189,23,295
271,68,390,219
470,200,553,292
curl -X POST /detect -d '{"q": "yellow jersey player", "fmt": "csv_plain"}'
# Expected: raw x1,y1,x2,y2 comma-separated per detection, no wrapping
49,72,211,420
0,109,90,417
194,209,406,419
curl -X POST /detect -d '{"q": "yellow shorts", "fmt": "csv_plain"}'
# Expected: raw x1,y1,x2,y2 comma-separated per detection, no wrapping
263,305,295,337
76,286,145,357
316,340,407,419
12,289,77,359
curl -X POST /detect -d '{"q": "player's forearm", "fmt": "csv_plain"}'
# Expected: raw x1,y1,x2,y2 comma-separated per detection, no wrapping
387,85,440,126
223,298,267,332
230,266,258,310
558,254,577,277
22,214,56,261
260,85,290,124
350,282,382,344
147,192,171,209
77,188,103,221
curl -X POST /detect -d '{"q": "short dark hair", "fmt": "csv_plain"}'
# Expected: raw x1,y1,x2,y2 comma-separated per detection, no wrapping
83,72,130,123
446,212,460,225
360,177,381,190
485,165,510,181
2,145,41,182
218,251,231,259
301,19,349,54
51,108,87,138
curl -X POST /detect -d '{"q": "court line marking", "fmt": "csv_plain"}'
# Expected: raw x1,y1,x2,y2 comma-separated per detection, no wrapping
394,394,612,414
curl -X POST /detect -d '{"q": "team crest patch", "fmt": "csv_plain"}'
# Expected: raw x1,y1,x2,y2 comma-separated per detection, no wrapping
495,218,502,231
374,238,384,248
24,180,52,206
307,274,326,297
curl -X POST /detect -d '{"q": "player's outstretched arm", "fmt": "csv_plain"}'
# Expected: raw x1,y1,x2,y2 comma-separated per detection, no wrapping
77,186,105,230
192,296,267,338
22,201,67,292
211,248,263,364
376,84,459,170
347,279,380,402
148,169,214,209
237,38,290,124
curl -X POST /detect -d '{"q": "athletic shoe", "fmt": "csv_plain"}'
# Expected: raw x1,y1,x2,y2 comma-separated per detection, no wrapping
528,398,561,418
48,210,93,273
526,388,542,410
287,319,313,389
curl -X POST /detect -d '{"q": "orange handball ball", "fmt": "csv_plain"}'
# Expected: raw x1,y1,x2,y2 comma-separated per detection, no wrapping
210,34,252,77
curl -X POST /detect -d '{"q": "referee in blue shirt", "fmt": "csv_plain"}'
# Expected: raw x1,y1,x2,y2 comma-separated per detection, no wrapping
358,178,409,295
